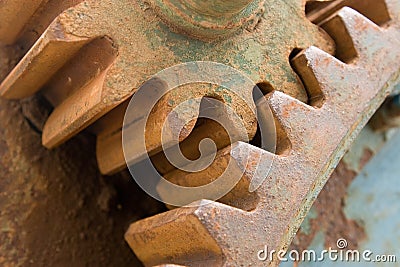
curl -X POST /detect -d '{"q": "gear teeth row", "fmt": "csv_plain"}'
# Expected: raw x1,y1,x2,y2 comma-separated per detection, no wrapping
0,0,335,174
125,3,400,266
0,1,399,266
0,1,119,149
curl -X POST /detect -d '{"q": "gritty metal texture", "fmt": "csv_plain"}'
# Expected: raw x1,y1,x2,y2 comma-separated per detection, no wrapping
0,0,333,158
288,126,400,267
125,2,400,266
1,0,400,266
147,0,266,40
0,0,44,44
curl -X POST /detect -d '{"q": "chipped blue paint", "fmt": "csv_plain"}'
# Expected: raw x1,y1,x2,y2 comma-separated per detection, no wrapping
343,129,400,266
280,128,400,267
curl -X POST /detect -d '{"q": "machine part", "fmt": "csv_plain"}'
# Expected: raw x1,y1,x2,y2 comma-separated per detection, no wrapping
0,57,149,266
288,126,400,266
0,0,85,47
125,3,400,267
0,0,334,171
306,0,391,25
146,0,266,40
0,0,399,266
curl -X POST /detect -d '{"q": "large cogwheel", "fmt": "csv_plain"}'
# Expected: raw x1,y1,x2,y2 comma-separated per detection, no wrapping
0,0,399,266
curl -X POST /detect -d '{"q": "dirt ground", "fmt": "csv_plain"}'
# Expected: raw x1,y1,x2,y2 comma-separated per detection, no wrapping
0,45,167,267
0,95,169,267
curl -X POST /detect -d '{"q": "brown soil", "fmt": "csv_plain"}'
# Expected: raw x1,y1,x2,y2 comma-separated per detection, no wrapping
0,45,165,267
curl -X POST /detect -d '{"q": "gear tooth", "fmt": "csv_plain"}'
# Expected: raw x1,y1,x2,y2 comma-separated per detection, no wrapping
42,72,111,149
230,141,276,167
230,142,277,193
338,6,381,31
125,201,237,267
0,22,91,99
39,34,118,149
0,0,45,45
267,90,340,155
267,91,315,144
291,46,347,105
337,6,383,37
159,142,276,210
321,7,386,63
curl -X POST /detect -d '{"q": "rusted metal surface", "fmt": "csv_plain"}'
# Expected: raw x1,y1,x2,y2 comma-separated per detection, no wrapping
286,126,400,267
0,0,85,47
147,0,266,40
289,126,384,257
0,0,45,44
306,0,391,25
0,44,150,266
1,0,400,266
0,0,334,158
126,2,400,266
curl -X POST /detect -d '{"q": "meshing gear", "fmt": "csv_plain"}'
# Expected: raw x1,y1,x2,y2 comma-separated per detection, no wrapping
0,0,399,266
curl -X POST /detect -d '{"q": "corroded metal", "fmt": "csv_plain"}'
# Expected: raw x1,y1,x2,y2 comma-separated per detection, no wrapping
0,0,334,174
306,0,390,25
0,0,85,46
0,0,45,44
125,3,400,266
290,126,400,265
147,0,266,40
1,0,400,266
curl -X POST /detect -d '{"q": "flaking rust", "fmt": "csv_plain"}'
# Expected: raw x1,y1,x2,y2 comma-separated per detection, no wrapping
125,2,400,266
0,0,334,173
1,0,400,266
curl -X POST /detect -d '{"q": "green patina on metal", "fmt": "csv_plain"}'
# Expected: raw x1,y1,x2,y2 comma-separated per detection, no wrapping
138,0,334,101
148,0,265,40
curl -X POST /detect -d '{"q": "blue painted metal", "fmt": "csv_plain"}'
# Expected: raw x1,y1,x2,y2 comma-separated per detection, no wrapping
281,127,400,267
